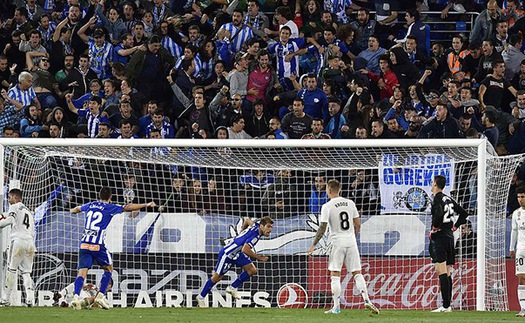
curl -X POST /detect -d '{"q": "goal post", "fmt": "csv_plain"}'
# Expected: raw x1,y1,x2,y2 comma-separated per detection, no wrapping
0,138,520,310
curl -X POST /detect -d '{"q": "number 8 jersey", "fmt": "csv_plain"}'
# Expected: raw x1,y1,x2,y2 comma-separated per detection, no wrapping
80,201,124,246
319,196,359,247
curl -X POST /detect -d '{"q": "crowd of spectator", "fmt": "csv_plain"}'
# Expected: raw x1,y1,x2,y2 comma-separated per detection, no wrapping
3,0,525,218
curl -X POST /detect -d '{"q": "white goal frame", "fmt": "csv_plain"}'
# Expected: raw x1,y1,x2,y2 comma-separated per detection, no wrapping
0,138,491,310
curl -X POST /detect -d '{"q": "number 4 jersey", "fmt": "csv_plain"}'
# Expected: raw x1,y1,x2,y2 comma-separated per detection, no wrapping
80,201,124,246
320,196,359,247
6,202,35,240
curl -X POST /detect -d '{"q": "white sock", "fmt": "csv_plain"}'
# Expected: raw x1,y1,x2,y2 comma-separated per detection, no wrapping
354,274,370,302
3,269,16,301
331,276,341,309
518,285,525,310
21,273,34,303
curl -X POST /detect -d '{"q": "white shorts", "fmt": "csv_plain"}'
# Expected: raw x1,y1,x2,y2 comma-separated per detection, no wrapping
7,238,36,274
328,244,362,273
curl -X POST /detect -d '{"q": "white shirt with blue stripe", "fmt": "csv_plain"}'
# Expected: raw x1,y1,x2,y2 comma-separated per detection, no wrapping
223,222,261,259
219,23,254,53
8,85,36,108
174,54,202,79
268,38,306,78
162,36,183,60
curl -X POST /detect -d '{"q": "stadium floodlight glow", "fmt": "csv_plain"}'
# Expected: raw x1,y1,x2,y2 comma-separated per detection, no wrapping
0,138,518,311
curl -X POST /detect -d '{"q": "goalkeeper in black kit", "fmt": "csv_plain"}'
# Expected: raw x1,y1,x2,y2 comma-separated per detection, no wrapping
428,175,468,313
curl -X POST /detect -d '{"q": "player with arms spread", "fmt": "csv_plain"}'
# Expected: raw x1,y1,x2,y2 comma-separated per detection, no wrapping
307,179,379,314
69,186,156,310
196,216,274,307
0,188,36,307
428,175,468,313
510,186,525,317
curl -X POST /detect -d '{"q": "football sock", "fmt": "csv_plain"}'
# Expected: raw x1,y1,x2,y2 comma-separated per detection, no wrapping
199,279,216,298
439,273,451,308
448,275,453,305
74,276,85,296
4,268,16,300
331,276,341,309
354,273,370,302
99,271,112,294
21,272,34,303
231,271,250,289
518,285,525,310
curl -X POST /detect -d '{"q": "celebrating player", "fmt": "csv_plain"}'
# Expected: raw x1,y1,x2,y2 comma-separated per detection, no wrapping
510,186,525,317
428,175,468,313
0,188,36,307
307,179,379,314
69,186,156,310
196,216,274,307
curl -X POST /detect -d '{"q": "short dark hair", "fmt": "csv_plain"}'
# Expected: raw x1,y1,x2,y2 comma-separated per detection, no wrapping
492,58,505,69
260,216,274,226
406,35,417,44
484,110,497,123
434,175,446,190
99,186,112,200
9,188,22,198
517,185,525,195
406,7,419,21
181,58,193,72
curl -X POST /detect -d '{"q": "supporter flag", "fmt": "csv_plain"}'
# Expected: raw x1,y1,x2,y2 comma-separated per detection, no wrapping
34,184,67,230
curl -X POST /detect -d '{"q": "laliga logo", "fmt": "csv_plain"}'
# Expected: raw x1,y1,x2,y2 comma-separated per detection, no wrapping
276,283,308,308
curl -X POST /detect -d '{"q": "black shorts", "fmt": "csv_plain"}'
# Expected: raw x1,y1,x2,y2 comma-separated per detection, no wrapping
429,234,455,265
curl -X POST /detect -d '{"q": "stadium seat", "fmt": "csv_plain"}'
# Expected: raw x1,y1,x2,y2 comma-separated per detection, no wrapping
425,25,431,57
456,22,467,31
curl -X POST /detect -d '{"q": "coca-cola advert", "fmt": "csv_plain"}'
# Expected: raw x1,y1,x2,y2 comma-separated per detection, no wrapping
307,257,477,310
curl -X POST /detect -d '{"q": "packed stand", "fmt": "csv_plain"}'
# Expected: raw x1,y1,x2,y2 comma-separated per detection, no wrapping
0,0,524,217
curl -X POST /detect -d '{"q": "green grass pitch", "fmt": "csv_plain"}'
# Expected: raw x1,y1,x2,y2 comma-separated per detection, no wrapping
1,308,524,323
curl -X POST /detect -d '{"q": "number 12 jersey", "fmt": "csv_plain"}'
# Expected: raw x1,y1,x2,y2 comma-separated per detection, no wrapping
80,201,124,246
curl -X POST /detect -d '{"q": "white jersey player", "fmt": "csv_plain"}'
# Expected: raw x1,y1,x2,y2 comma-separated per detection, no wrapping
510,186,525,317
54,281,112,309
307,179,379,315
0,188,36,306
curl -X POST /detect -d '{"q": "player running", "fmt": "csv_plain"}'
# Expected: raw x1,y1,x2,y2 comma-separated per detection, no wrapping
0,188,36,307
70,186,155,310
307,179,379,314
196,216,273,307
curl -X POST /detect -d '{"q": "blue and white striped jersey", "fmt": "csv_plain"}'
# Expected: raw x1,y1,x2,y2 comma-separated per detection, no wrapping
88,39,113,80
7,85,36,108
223,222,262,259
162,36,183,60
268,38,306,79
77,109,109,138
219,23,254,53
174,55,202,78
79,201,124,246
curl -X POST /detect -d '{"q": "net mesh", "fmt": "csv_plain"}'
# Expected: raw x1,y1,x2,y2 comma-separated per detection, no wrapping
0,141,521,310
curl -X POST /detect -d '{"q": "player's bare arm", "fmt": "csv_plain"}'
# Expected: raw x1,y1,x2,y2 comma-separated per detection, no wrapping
123,202,157,212
70,206,82,214
307,222,327,256
241,243,268,261
354,218,360,236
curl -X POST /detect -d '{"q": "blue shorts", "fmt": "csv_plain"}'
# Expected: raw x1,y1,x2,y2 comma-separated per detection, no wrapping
214,250,252,276
77,245,112,270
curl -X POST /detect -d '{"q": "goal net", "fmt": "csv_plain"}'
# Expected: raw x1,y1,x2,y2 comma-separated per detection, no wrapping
0,138,521,310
